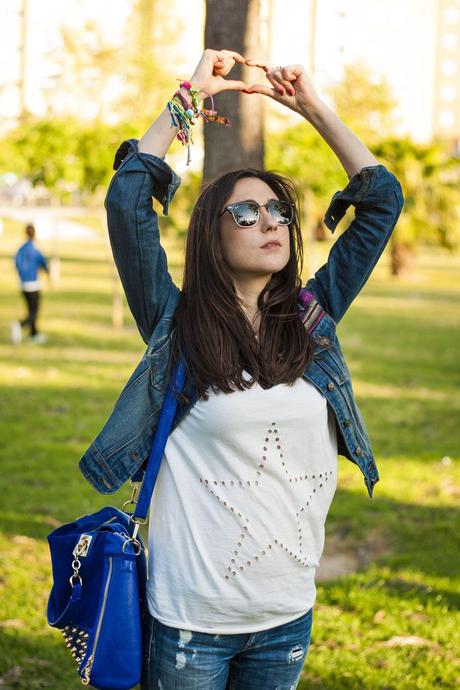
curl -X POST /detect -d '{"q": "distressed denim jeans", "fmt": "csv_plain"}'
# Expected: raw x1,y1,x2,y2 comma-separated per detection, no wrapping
140,608,313,689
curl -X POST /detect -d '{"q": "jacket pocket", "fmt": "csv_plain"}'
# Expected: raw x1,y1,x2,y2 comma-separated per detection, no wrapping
314,347,351,385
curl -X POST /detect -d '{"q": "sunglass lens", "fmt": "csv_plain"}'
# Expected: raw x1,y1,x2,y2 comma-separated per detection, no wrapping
232,202,259,226
268,201,292,224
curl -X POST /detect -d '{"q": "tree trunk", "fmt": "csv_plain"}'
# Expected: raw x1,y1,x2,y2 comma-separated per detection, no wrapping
390,235,416,276
203,0,265,186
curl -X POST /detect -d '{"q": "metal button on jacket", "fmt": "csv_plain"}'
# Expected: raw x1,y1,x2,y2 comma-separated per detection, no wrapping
327,382,335,391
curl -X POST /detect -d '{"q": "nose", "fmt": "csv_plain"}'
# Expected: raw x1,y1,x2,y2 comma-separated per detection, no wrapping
260,205,278,231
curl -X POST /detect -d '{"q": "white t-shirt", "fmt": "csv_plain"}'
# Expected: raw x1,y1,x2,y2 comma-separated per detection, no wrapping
146,370,338,634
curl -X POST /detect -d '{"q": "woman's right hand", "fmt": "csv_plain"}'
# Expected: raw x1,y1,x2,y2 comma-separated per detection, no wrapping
187,49,248,98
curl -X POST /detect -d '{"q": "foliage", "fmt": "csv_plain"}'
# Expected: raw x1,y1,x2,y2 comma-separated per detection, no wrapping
121,0,184,122
266,61,460,255
0,118,142,202
373,137,460,250
43,20,122,121
42,1,182,124
266,120,348,219
327,61,399,143
1,52,459,257
267,125,460,253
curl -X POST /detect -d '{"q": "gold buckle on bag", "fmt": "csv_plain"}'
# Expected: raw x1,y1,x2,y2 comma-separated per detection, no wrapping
121,481,146,554
122,481,141,512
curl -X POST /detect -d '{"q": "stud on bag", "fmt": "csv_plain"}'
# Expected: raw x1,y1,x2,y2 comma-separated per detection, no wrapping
46,356,187,689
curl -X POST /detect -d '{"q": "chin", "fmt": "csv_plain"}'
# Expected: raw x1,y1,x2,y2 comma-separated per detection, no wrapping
265,257,289,271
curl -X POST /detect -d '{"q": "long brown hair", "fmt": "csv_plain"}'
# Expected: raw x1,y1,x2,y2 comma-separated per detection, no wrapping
169,168,313,401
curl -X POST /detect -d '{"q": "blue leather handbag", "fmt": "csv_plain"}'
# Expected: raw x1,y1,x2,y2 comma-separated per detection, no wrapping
46,354,187,690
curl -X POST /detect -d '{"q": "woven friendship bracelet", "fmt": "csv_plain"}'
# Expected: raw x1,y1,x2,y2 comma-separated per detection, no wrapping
166,79,232,165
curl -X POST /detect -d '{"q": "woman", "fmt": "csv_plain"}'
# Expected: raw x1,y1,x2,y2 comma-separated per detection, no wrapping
80,49,404,688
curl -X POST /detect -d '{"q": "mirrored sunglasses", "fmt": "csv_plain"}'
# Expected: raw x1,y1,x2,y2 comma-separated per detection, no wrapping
220,199,294,227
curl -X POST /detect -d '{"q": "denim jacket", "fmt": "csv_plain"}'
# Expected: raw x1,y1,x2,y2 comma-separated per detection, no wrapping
78,139,404,499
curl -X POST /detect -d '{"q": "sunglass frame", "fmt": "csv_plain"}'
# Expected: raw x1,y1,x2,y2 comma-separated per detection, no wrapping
220,199,295,227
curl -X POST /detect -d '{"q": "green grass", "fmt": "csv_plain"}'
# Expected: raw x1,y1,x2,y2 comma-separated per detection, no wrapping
0,216,459,689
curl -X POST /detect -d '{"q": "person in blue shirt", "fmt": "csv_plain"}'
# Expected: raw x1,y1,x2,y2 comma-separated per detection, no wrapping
11,223,49,344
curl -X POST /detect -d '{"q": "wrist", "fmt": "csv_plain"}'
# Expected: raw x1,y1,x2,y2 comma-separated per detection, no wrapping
187,76,208,99
298,97,328,121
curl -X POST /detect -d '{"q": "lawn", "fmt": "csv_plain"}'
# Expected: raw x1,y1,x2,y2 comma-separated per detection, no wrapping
0,215,459,689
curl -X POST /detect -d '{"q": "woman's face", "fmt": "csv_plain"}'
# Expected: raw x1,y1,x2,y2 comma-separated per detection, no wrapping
219,177,291,281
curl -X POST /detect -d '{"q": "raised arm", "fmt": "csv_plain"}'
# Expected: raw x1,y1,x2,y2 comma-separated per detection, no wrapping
243,60,404,322
106,49,248,344
105,140,181,344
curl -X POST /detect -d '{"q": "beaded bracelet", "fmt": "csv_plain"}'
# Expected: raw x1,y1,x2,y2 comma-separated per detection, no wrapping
166,79,232,165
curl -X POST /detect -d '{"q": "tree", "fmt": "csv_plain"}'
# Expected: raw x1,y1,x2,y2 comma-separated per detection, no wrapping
373,137,460,274
43,1,181,125
121,0,183,122
43,20,122,121
0,118,139,203
328,61,399,144
203,0,265,185
267,61,460,275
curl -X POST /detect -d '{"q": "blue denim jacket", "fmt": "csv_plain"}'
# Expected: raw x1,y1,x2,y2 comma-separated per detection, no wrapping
78,139,404,499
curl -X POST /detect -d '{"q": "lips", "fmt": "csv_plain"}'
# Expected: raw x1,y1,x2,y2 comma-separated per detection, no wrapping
261,240,281,248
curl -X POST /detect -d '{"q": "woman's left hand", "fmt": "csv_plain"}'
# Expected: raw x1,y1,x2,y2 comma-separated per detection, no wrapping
243,59,321,115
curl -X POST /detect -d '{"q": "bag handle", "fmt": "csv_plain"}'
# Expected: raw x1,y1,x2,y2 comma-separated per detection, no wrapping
131,352,187,523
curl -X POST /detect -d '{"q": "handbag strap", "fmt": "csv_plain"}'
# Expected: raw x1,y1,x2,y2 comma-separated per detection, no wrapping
130,289,325,523
132,353,187,521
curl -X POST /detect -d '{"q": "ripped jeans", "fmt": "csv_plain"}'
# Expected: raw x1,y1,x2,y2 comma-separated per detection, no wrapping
140,607,313,690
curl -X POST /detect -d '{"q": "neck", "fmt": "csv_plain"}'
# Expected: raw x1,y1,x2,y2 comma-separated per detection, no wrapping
233,275,270,335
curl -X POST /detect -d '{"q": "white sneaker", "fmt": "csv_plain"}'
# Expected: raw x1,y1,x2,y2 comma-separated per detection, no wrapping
29,333,47,344
10,321,22,345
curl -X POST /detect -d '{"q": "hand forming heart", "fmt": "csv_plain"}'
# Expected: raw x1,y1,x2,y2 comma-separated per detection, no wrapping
188,49,321,116
243,58,321,114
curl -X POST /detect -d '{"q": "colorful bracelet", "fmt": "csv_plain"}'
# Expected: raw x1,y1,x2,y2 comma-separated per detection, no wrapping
166,79,232,165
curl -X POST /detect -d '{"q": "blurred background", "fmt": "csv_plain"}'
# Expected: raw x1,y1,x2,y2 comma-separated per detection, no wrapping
0,1,459,688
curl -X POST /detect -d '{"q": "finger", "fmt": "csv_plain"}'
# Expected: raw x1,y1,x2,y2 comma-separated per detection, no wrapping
273,68,295,95
213,51,246,77
243,83,279,99
219,79,251,92
266,70,289,96
218,49,246,64
207,50,233,72
245,59,292,94
244,58,272,73
246,60,301,92
281,66,298,80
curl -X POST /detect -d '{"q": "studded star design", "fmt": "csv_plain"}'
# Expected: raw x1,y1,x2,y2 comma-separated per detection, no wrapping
199,421,334,580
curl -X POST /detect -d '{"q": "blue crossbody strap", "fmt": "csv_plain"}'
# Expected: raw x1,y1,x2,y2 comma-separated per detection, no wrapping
133,353,187,521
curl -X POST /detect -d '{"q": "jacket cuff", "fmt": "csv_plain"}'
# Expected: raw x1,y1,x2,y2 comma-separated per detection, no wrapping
112,138,181,216
324,164,393,233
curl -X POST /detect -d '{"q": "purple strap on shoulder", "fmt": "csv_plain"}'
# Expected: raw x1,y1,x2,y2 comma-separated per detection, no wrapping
298,288,325,333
